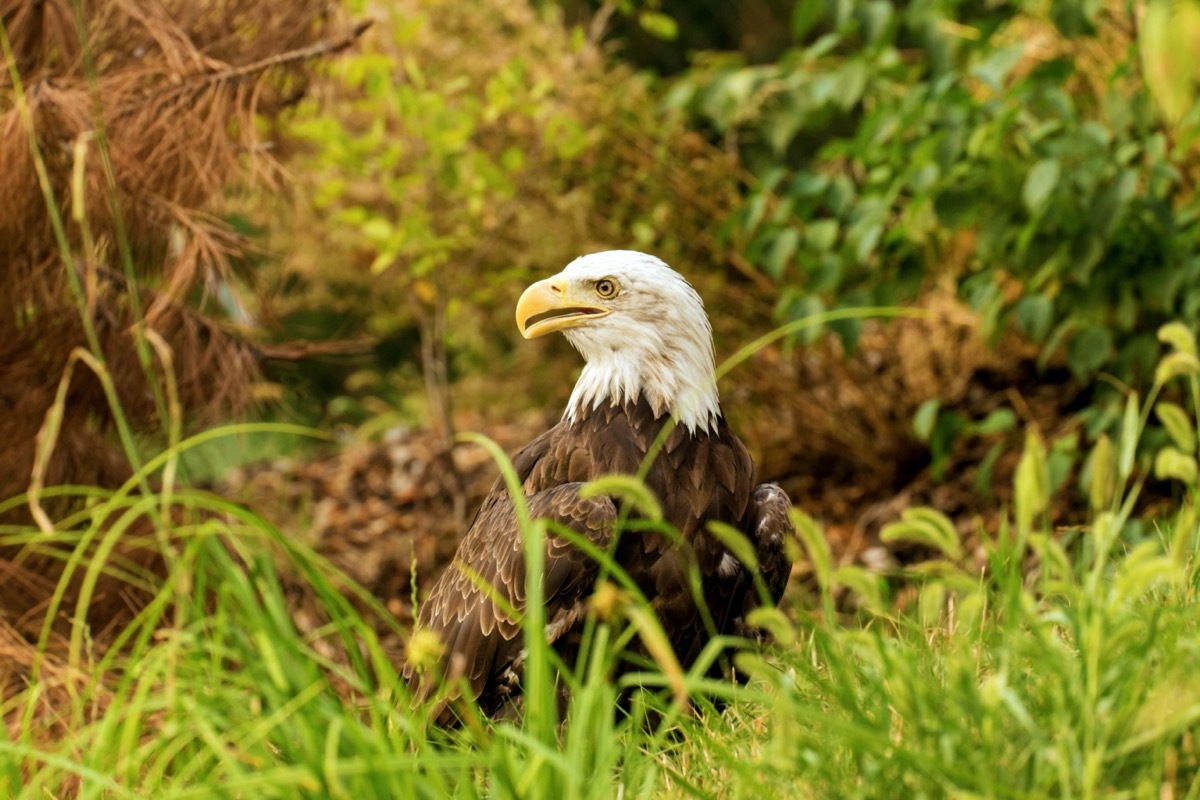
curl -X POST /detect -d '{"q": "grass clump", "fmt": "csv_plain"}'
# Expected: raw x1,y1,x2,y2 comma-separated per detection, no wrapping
2,319,1199,798
6,371,1200,798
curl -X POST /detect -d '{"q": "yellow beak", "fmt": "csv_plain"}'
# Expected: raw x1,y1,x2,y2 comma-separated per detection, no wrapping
515,274,610,339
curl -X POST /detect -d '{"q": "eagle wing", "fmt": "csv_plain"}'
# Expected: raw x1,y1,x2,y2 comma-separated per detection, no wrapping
407,477,615,719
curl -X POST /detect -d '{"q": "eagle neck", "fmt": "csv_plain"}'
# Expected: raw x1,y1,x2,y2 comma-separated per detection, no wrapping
563,349,720,435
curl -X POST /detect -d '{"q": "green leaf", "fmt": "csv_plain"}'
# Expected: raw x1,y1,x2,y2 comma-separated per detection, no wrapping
806,219,839,251
1086,434,1115,512
848,219,884,263
792,508,831,591
782,294,826,346
832,60,869,110
1155,352,1200,386
631,220,655,246
934,188,981,228
360,217,394,244
744,607,796,646
763,229,800,279
1015,295,1054,344
369,251,395,274
1050,0,1099,36
764,98,808,155
930,410,967,482
790,171,829,197
1089,168,1138,238
499,146,525,173
918,582,947,628
743,194,768,232
826,176,855,217
1022,159,1061,215
860,0,893,46
1115,543,1182,599
975,441,1007,496
1171,500,1198,560
1118,391,1140,481
913,399,940,442
1067,326,1113,380
1029,532,1074,588
1015,429,1050,532
806,254,842,293
1156,402,1196,452
880,507,963,561
638,10,678,41
1158,321,1198,357
791,0,827,40
707,521,759,573
831,565,885,612
972,44,1025,90
973,408,1017,436
1047,447,1077,497
1155,446,1198,484
581,474,662,520
1141,0,1200,124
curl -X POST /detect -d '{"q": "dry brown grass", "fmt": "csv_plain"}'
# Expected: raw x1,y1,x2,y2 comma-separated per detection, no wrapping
0,0,361,506
0,0,366,647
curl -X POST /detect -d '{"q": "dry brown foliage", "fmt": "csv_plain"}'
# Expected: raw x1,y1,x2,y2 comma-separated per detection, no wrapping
0,619,116,738
0,0,362,635
0,0,359,502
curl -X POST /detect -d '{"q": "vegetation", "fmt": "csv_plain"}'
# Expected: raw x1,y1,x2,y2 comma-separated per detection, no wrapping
4,0,1200,797
672,0,1200,382
260,0,747,433
4,325,1200,797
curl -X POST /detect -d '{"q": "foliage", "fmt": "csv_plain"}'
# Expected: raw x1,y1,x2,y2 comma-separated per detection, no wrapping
260,0,744,431
0,0,346,503
9,2,1200,795
667,0,1200,416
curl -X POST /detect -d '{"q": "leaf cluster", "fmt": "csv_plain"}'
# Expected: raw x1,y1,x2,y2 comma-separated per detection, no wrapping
668,0,1200,400
258,0,745,426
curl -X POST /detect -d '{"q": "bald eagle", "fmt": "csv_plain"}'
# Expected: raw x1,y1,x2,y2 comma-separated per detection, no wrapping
408,251,793,722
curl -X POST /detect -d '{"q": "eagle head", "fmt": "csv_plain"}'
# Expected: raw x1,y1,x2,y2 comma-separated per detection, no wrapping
515,250,720,434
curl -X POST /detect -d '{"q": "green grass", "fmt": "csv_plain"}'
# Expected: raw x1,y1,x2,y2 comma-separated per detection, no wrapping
4,400,1200,799
6,301,1200,798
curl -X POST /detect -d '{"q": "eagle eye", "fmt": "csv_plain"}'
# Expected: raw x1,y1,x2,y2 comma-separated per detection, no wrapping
594,278,618,298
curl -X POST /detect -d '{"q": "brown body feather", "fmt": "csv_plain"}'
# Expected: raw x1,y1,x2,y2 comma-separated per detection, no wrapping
408,394,793,723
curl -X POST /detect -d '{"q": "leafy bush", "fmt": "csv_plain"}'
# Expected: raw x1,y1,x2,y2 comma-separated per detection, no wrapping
668,0,1200,406
256,0,744,430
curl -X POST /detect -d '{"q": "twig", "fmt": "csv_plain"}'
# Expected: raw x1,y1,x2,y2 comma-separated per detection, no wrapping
182,20,374,87
255,338,377,360
587,1,618,46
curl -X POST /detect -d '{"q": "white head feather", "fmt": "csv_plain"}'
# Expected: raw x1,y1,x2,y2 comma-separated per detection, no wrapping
556,251,720,434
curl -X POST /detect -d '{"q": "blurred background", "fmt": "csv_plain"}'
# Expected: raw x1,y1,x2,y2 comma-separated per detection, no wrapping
4,0,1200,625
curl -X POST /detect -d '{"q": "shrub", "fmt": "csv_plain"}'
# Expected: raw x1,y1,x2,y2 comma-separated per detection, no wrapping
668,0,1200,408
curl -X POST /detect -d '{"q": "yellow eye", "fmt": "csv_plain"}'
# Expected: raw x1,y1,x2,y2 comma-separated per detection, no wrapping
595,278,618,298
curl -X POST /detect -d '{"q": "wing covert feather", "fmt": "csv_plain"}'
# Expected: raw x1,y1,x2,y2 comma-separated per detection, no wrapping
407,479,616,713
